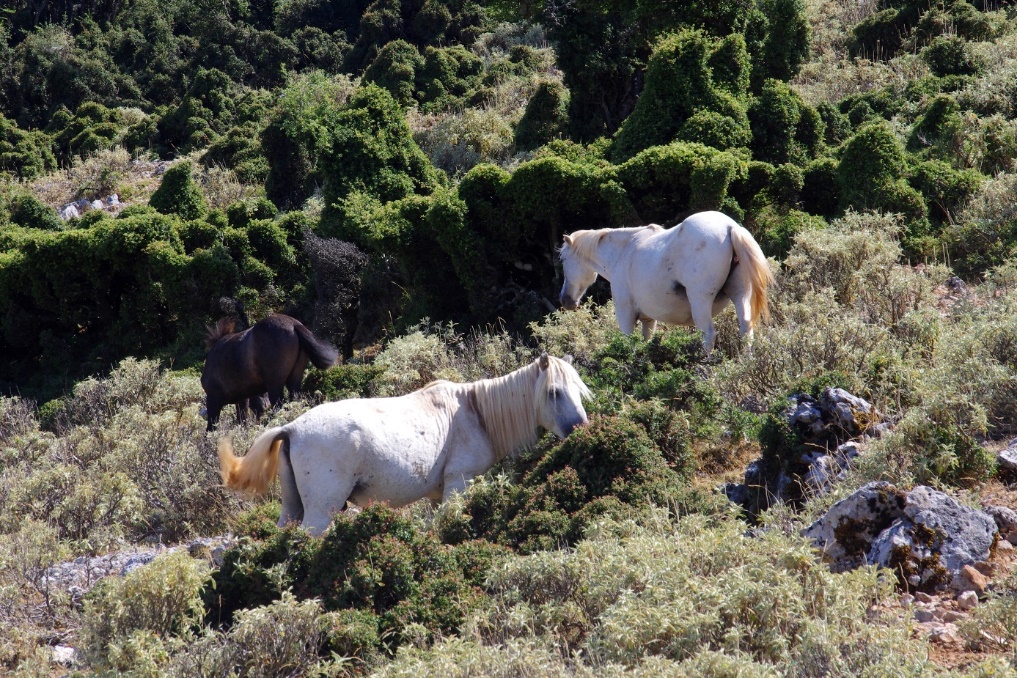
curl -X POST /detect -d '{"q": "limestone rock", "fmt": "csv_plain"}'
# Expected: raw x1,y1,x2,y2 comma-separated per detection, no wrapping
802,481,907,572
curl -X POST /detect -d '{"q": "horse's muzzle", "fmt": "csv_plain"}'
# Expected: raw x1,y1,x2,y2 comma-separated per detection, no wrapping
560,293,579,311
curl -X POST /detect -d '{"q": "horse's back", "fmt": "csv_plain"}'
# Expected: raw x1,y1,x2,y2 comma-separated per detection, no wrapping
285,388,467,507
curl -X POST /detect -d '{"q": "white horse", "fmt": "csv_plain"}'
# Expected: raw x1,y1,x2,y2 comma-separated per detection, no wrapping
559,211,774,352
218,353,591,535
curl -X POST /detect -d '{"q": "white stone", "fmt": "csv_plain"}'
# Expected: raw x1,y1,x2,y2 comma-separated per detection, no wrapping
957,590,978,610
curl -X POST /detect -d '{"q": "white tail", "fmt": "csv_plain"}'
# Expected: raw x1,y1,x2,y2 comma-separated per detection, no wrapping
731,225,775,328
218,427,286,495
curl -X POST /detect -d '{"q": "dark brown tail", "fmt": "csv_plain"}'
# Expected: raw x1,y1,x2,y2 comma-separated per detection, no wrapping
294,323,339,369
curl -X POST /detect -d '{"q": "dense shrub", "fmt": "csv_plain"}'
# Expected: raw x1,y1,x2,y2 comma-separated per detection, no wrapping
610,30,750,163
836,123,928,249
7,195,63,231
317,84,443,242
748,80,824,166
149,161,208,220
921,36,985,78
364,40,425,107
0,114,56,180
207,504,507,652
514,80,570,152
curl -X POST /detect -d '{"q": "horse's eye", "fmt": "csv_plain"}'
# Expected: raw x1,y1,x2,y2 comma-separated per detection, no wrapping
549,387,562,399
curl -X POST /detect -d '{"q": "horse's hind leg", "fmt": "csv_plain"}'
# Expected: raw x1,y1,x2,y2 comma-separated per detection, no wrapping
731,290,755,344
300,476,356,536
689,292,719,353
640,317,657,340
277,446,304,527
286,353,310,399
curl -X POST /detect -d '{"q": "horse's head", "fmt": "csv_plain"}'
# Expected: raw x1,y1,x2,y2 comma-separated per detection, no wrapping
535,353,591,438
559,232,598,311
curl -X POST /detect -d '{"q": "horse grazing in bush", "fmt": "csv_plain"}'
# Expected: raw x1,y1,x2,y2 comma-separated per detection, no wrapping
219,353,591,535
559,211,774,352
202,314,339,431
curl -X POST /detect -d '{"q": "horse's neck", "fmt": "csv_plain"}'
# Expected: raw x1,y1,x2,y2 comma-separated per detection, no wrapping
469,365,539,461
591,228,643,280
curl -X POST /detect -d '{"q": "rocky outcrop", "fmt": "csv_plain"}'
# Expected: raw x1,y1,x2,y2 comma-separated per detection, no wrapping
805,483,997,592
725,388,882,514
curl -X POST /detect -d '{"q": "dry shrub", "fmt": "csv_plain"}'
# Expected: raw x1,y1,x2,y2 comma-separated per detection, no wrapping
410,108,517,176
717,212,946,410
961,569,1017,662
387,512,930,676
528,301,619,368
0,520,71,667
167,593,341,677
0,359,247,550
197,165,261,210
67,146,132,200
372,321,534,396
80,551,210,672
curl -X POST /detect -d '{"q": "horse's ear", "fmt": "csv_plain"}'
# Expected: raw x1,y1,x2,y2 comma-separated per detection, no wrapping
538,352,550,371
563,234,573,247
563,354,574,365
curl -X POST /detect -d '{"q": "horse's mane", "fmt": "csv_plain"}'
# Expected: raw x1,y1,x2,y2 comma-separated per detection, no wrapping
468,356,591,461
563,225,661,263
205,318,237,350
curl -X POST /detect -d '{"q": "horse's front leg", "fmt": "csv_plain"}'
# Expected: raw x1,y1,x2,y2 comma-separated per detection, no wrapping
613,295,638,336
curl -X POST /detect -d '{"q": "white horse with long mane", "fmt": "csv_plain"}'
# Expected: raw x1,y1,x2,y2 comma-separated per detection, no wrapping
219,353,591,535
559,211,774,352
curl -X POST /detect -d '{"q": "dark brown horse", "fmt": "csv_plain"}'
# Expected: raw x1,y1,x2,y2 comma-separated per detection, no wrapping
202,314,338,431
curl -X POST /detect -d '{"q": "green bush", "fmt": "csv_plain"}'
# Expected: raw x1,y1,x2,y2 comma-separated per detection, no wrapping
836,123,928,247
907,95,963,161
0,114,56,180
302,363,384,400
611,29,750,163
149,161,208,220
364,40,425,107
417,45,483,112
317,84,443,242
748,80,824,166
8,196,63,231
207,504,506,652
514,80,570,152
921,36,984,78
908,159,982,228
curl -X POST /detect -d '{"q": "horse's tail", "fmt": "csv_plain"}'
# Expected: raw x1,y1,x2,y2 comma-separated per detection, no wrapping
294,323,339,370
218,427,288,495
731,225,775,327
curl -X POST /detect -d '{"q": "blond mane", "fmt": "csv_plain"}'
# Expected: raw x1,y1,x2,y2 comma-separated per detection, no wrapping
205,318,237,350
563,225,661,264
466,356,591,461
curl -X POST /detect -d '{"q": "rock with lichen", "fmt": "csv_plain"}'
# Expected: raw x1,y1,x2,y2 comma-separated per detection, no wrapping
802,481,907,572
868,486,996,592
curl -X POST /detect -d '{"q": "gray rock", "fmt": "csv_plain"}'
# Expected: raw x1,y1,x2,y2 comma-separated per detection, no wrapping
914,608,936,623
820,387,873,435
996,447,1017,480
60,204,80,220
723,483,749,507
868,486,997,591
802,481,907,572
89,199,104,211
983,504,1017,535
744,459,763,487
119,552,158,576
803,454,838,495
105,193,120,206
